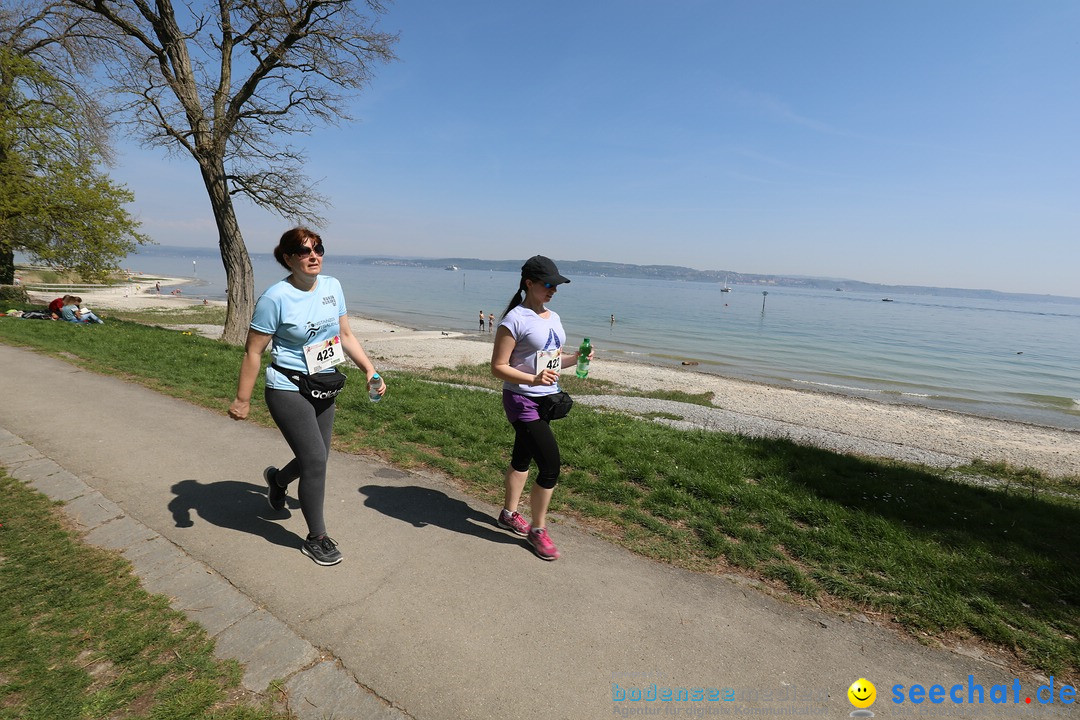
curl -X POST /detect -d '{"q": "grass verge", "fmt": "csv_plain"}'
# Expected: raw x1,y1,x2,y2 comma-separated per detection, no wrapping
0,313,1077,679
415,362,717,406
105,304,229,327
0,469,287,719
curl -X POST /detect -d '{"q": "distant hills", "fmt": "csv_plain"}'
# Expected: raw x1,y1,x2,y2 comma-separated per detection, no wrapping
353,255,1080,304
129,246,1079,304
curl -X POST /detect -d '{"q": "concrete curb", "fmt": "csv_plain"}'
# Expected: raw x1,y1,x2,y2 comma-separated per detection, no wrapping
0,426,409,720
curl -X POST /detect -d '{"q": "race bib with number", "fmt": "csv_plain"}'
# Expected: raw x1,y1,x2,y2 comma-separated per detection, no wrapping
303,335,344,374
535,348,561,375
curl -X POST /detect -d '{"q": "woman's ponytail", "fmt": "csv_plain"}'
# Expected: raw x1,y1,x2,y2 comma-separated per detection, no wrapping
500,278,528,319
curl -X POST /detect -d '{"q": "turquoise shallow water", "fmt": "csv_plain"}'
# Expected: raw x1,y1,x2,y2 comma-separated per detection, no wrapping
122,247,1080,430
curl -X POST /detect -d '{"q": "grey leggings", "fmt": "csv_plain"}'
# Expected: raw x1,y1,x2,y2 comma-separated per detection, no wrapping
265,388,336,537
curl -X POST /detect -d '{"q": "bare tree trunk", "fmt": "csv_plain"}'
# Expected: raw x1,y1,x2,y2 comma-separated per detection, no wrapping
199,159,253,345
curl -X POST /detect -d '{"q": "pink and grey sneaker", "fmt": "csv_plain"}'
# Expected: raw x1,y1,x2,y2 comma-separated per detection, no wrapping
497,509,530,537
527,526,560,561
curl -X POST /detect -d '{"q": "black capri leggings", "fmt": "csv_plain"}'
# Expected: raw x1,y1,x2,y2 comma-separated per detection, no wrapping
510,419,561,489
265,387,335,537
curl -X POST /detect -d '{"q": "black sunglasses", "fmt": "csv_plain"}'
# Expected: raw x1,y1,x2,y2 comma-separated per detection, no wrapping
293,244,325,258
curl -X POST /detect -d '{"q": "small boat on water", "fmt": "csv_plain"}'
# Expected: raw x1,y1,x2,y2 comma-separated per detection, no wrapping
720,275,732,292
881,297,893,302
444,265,459,271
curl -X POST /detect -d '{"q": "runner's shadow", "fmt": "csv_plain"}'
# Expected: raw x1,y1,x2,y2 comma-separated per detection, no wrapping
358,485,520,545
168,479,300,550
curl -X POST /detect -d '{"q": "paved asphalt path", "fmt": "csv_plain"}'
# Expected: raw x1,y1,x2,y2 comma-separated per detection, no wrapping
0,343,1071,719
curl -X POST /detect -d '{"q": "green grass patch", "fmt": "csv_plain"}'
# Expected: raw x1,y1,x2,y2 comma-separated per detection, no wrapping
0,470,286,719
15,264,131,286
105,304,229,326
956,459,1080,501
414,362,715,406
1,318,1077,678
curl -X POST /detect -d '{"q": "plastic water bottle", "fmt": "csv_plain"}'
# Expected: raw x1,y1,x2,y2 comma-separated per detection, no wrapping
368,373,384,402
575,338,592,378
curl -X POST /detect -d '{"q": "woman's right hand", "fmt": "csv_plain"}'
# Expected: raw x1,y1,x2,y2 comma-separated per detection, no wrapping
533,369,560,386
228,399,249,420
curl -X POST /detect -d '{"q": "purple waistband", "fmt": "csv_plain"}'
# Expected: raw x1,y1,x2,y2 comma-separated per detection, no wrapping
502,389,540,423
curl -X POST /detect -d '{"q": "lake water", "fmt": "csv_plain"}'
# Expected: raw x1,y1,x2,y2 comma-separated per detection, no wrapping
122,246,1080,430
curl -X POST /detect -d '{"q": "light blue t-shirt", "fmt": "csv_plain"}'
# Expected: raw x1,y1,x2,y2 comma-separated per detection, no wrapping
251,275,347,391
499,304,565,397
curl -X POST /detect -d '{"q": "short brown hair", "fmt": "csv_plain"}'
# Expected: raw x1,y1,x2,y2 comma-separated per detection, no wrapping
273,227,322,269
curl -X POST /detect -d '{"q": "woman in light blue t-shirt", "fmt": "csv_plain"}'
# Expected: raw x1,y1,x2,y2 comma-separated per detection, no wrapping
490,255,592,561
228,227,385,566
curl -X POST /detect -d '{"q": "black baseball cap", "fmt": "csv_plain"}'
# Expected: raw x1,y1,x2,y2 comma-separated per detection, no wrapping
521,255,570,285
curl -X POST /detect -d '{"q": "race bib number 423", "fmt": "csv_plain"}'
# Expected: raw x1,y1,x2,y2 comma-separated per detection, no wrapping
304,335,344,374
535,348,561,375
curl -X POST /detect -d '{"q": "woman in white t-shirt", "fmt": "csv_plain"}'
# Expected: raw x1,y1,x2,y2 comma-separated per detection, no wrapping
228,227,385,566
490,255,592,561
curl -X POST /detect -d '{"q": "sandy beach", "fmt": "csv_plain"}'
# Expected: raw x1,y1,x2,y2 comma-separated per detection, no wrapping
26,276,1080,479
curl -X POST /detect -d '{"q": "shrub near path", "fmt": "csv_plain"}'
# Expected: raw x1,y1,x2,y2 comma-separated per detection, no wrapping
0,312,1076,680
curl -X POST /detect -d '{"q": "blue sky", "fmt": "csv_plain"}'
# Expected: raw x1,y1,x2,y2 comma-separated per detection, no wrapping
113,1,1079,297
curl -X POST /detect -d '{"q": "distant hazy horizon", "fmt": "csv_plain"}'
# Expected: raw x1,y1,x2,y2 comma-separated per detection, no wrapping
115,245,1080,302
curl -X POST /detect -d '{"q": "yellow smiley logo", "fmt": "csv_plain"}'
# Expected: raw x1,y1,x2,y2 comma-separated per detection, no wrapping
848,678,876,709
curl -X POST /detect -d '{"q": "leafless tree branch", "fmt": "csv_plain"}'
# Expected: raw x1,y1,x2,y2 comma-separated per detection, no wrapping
59,0,397,343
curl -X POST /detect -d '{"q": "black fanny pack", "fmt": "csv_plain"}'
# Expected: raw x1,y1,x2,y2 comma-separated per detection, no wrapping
537,391,574,421
271,363,347,401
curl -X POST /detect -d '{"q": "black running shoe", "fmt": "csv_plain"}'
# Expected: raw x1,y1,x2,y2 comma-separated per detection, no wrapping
302,535,343,566
263,466,286,512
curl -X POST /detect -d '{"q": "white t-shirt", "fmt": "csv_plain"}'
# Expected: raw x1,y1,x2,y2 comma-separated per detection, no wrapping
499,304,565,397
